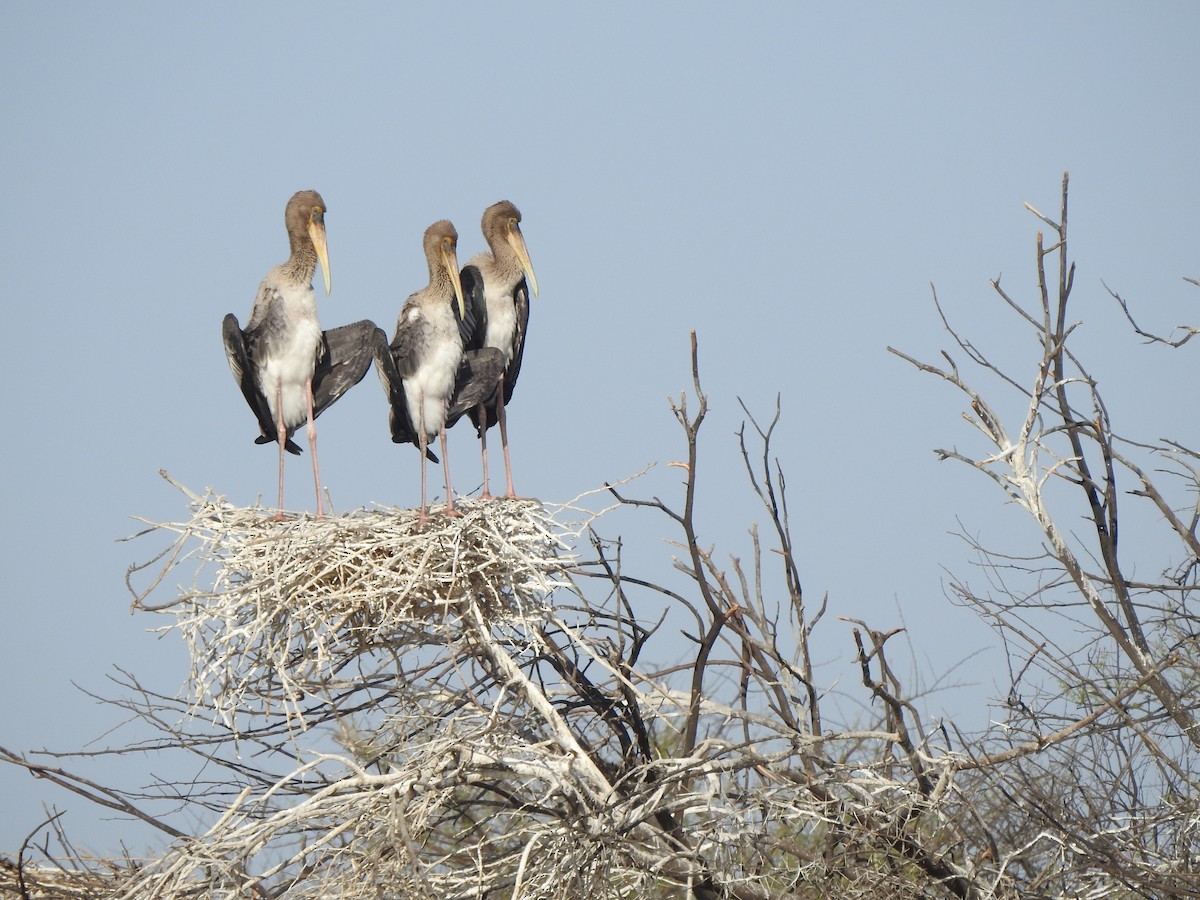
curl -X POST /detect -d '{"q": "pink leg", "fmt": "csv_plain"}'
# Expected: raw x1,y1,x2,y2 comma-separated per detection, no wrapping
274,380,287,520
441,413,459,518
416,390,430,527
306,377,324,518
496,380,516,499
477,401,493,500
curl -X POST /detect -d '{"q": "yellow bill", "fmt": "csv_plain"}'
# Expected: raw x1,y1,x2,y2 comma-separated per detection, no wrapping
508,228,539,299
309,217,331,295
442,237,465,318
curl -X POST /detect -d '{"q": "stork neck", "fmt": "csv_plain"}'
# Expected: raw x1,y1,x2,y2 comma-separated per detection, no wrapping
485,250,524,292
284,240,319,285
428,260,456,293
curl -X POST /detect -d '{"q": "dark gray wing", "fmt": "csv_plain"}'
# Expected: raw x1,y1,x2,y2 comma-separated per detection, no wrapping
503,278,530,403
458,264,487,351
447,347,507,429
312,319,379,419
467,278,530,432
222,313,302,455
377,317,438,462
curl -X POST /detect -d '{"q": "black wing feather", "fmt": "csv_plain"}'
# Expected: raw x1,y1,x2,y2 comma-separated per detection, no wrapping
503,279,530,404
458,265,488,351
222,313,303,455
447,348,507,429
467,278,530,432
376,319,439,462
312,319,379,419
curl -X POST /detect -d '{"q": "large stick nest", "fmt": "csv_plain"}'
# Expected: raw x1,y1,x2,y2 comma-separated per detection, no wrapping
0,857,130,899
129,479,577,727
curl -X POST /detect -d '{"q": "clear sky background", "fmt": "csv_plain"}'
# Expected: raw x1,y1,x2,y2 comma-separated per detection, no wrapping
3,3,1197,856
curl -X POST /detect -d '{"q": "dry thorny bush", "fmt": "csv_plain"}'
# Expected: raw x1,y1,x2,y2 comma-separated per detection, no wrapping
4,174,1200,899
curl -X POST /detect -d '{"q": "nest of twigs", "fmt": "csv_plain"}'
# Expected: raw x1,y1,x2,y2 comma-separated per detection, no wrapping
0,855,132,899
128,477,575,728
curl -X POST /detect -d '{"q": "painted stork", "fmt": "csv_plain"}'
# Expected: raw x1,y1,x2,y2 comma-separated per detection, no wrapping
222,189,377,518
456,200,539,499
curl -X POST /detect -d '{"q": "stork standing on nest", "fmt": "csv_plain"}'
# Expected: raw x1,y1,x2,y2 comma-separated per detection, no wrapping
376,220,487,526
222,190,378,519
457,200,540,499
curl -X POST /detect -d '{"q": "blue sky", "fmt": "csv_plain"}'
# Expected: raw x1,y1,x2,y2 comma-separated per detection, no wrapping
3,4,1198,855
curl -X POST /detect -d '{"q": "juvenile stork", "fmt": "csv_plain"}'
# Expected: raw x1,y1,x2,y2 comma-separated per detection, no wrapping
222,190,377,518
457,200,540,499
376,220,472,526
